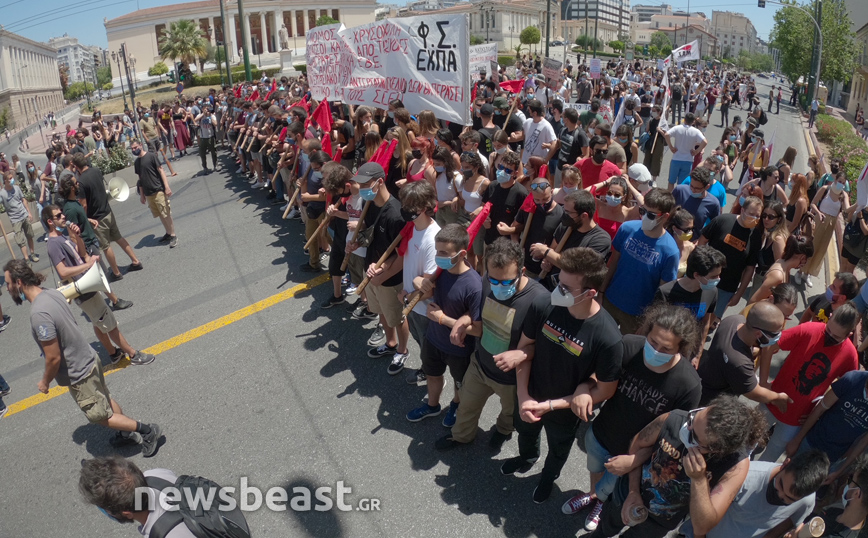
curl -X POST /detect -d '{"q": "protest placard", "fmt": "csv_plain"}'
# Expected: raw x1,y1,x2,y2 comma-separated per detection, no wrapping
305,23,354,101
542,57,563,88
469,42,498,75
589,58,601,79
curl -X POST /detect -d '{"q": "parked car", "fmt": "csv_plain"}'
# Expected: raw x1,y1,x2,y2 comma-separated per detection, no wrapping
550,41,564,46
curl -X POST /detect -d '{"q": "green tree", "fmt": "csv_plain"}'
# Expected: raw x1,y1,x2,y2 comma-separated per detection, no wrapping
650,31,671,51
608,40,624,53
58,65,69,93
158,19,208,74
64,81,95,101
770,0,858,86
470,35,485,46
96,66,112,86
315,14,339,27
648,44,660,58
520,26,541,51
148,61,170,83
0,107,14,132
575,35,603,50
102,83,114,91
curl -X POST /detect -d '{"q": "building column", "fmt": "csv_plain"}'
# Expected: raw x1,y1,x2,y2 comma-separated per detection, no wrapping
208,17,217,45
259,12,268,53
243,13,253,58
227,14,237,63
273,10,282,51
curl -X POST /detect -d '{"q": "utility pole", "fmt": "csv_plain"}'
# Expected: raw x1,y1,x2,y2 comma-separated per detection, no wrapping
219,0,233,85
584,17,589,63
592,8,598,59
545,0,551,58
238,0,252,81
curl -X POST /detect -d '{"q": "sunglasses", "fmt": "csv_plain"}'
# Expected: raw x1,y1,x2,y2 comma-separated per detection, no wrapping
497,164,514,175
762,213,780,220
686,408,709,450
756,327,782,345
638,207,660,220
487,276,518,286
530,183,550,191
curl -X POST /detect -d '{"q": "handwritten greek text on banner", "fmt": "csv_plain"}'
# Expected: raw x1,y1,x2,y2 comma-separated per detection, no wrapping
306,23,354,102
470,43,498,75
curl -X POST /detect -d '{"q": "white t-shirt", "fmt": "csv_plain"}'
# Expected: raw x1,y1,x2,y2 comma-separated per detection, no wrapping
402,221,441,316
666,124,706,162
139,469,197,538
436,171,463,203
346,194,367,258
521,118,556,164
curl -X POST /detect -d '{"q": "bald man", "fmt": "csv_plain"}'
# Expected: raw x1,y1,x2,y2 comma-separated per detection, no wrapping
697,301,791,408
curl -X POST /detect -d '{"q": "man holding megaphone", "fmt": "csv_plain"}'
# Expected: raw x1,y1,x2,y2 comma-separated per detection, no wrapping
42,204,155,367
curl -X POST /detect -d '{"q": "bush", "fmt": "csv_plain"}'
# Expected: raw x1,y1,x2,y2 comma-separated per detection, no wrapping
816,116,868,205
191,67,280,87
816,116,853,144
93,145,133,175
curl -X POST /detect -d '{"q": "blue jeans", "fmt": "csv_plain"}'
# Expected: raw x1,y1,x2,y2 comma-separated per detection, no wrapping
714,289,736,318
584,425,618,502
668,159,693,185
0,374,9,409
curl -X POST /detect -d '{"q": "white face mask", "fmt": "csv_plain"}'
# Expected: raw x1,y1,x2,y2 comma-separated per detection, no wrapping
641,214,658,231
550,285,590,308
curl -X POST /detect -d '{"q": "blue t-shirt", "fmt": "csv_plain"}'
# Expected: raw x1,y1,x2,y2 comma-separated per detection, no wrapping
806,370,868,461
426,269,483,357
672,184,722,237
607,220,680,316
680,176,726,208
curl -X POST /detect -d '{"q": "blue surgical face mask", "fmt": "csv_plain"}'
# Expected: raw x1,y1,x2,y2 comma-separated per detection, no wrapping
825,286,835,302
496,169,512,184
388,111,395,119
434,165,445,173
98,507,120,522
700,277,720,291
491,281,517,301
562,186,578,194
617,137,628,145
435,255,457,270
19,291,26,303
605,194,622,207
9,179,14,186
495,146,507,154
690,190,704,199
55,225,66,233
729,135,737,141
739,196,746,206
644,339,674,367
523,167,530,176
359,187,376,201
311,171,322,182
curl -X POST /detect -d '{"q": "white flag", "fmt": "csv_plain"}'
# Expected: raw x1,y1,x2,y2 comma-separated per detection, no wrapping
672,40,701,63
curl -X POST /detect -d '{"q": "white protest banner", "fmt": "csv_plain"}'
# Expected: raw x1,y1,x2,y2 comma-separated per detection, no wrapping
589,58,601,79
469,42,498,75
672,40,700,63
336,14,470,125
306,23,354,101
490,60,500,83
542,57,563,88
563,103,592,113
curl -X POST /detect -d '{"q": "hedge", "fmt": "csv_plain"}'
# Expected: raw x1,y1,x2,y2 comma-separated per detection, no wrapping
191,67,281,86
816,115,868,204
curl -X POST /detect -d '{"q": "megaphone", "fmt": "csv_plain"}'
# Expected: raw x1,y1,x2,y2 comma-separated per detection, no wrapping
107,177,129,202
57,262,112,300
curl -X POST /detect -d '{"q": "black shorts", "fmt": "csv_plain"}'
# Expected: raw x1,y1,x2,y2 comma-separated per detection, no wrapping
842,246,864,266
421,339,471,382
146,139,162,153
328,240,345,277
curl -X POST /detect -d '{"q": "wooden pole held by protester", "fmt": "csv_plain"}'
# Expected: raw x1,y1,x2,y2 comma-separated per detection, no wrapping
340,200,372,271
0,218,16,260
234,128,247,151
504,96,520,128
355,233,402,296
519,212,534,249
282,150,303,219
401,289,424,318
538,226,572,279
304,215,332,251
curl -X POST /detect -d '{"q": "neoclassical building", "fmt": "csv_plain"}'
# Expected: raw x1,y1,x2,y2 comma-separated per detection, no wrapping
104,0,377,79
0,30,65,128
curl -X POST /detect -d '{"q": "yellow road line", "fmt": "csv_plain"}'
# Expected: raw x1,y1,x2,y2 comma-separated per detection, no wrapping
6,273,331,418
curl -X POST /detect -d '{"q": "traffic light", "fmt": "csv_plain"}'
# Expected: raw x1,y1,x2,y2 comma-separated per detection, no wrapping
168,72,175,83
644,45,649,55
758,0,765,6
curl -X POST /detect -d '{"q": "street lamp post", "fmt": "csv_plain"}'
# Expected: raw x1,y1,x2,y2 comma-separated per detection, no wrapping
111,51,129,111
218,0,233,85
129,55,137,90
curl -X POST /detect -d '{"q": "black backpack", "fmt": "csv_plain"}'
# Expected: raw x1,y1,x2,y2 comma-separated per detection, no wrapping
671,86,683,101
146,475,251,538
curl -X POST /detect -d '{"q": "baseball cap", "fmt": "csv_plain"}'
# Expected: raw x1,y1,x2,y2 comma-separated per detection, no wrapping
628,163,654,187
752,129,765,140
492,96,509,110
480,103,494,116
352,162,385,184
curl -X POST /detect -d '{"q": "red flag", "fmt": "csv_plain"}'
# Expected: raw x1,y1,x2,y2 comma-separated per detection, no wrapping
326,193,333,206
278,126,288,143
371,140,389,163
538,164,548,178
396,221,416,257
520,193,537,214
234,86,242,98
311,100,333,156
375,139,398,170
333,147,343,162
499,79,524,94
471,84,477,104
248,89,260,102
300,94,311,114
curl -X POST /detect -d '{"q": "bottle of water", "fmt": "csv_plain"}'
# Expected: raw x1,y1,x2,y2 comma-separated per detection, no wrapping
626,505,648,527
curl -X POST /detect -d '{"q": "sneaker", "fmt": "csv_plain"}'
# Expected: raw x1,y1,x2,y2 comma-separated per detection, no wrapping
488,430,512,450
169,236,178,248
236,167,244,174
300,262,323,272
248,176,258,184
140,423,163,457
387,352,409,375
405,368,427,385
0,386,11,398
435,435,468,451
442,401,459,428
108,350,127,365
29,253,39,262
366,324,386,346
253,181,266,189
345,283,358,295
129,351,156,366
805,275,813,288
280,203,289,212
109,430,142,447
354,306,379,321
303,248,310,256
321,294,346,309
341,274,350,286
533,475,557,504
158,233,172,243
111,298,133,311
367,343,396,358
501,456,536,476
406,403,442,422
0,314,10,332
128,262,143,272
584,500,604,531
287,208,301,220
266,190,276,199
562,491,594,515
0,405,7,421
107,272,123,283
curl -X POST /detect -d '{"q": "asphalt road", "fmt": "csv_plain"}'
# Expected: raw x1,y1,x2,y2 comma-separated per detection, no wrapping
0,75,824,538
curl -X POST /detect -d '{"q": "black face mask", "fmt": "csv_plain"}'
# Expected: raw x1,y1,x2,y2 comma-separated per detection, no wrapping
765,477,787,506
560,213,578,228
592,151,606,165
831,166,840,174
824,330,843,348
411,149,423,160
400,208,419,223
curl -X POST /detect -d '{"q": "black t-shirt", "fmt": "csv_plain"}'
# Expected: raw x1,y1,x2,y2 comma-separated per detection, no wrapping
76,167,111,221
478,127,497,156
640,410,749,526
697,315,757,405
654,280,718,321
557,126,586,165
515,202,564,274
701,214,762,293
592,335,702,455
808,296,835,324
477,278,549,385
482,182,528,244
363,196,405,287
522,295,623,402
544,224,612,280
806,508,860,538
639,93,654,118
134,152,164,196
493,114,524,151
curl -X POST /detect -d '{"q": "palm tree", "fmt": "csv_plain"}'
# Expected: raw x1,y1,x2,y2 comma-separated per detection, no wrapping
158,19,208,75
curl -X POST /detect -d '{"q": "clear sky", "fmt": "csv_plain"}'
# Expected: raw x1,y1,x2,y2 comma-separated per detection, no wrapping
1,0,787,50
